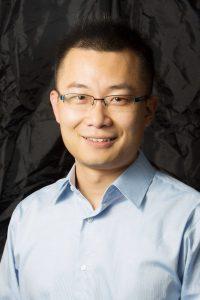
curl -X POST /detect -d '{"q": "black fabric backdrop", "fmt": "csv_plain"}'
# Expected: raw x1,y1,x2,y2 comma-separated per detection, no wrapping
0,0,200,257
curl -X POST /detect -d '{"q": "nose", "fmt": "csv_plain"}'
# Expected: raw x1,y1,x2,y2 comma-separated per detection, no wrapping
86,100,113,128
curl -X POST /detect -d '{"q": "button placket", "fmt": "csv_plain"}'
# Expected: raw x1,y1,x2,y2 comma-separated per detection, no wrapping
80,264,87,271
77,216,95,275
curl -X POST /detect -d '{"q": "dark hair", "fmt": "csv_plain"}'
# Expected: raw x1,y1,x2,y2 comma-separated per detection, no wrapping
55,18,155,94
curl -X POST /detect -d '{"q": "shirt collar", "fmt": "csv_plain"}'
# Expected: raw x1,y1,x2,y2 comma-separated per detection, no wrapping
55,151,156,208
53,164,76,204
112,151,156,208
66,164,76,187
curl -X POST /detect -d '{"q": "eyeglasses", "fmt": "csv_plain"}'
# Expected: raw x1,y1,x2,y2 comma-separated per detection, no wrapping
57,93,149,111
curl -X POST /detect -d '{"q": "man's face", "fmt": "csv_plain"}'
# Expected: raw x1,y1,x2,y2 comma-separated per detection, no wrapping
50,48,156,171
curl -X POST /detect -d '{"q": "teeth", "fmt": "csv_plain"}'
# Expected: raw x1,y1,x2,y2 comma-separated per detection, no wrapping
86,137,113,142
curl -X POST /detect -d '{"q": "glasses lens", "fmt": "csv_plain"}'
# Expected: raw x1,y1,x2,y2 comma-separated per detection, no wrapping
106,95,133,105
105,95,136,111
64,94,93,109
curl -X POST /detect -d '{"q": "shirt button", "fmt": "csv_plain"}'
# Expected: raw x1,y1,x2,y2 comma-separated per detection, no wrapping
87,217,94,223
80,264,87,271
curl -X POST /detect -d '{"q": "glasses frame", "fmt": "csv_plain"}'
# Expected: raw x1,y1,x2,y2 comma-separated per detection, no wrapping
57,92,149,106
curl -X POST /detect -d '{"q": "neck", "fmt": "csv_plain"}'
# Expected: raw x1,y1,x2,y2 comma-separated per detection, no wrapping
74,160,135,210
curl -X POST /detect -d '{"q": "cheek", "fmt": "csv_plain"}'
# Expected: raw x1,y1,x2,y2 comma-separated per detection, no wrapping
58,109,84,149
59,108,83,129
118,112,146,137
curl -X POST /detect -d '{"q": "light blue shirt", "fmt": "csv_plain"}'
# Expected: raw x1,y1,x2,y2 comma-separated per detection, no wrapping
0,152,200,300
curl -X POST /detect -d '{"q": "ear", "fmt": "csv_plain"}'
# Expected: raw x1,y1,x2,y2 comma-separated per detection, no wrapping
144,95,158,127
50,90,61,124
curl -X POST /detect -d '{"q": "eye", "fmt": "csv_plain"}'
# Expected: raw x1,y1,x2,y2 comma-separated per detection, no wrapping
76,94,89,104
113,97,122,102
68,94,88,104
110,96,130,105
77,95,86,100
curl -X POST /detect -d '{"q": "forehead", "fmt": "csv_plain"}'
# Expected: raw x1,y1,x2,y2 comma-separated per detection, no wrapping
56,48,142,91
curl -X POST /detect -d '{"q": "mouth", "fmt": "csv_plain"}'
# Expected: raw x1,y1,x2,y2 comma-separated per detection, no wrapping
83,137,116,142
82,136,117,148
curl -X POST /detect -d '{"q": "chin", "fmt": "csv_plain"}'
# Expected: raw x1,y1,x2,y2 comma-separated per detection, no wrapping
77,157,115,169
77,155,129,170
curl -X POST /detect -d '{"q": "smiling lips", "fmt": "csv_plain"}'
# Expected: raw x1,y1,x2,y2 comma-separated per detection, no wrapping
83,137,116,149
83,137,116,142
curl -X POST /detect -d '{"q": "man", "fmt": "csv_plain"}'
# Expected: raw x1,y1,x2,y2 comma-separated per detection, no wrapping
0,18,200,300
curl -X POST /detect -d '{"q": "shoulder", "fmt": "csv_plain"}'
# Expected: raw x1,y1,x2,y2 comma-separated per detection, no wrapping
10,177,68,226
143,169,200,244
150,169,200,216
153,170,199,199
140,151,200,208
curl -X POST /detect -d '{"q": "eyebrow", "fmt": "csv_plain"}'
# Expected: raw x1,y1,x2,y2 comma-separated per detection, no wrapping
67,82,89,89
66,82,137,93
107,83,137,93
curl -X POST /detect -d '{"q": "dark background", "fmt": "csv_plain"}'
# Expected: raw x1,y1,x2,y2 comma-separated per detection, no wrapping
0,0,200,258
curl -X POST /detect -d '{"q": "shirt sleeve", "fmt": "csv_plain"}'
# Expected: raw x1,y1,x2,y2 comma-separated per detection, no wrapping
181,205,200,299
0,207,21,300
